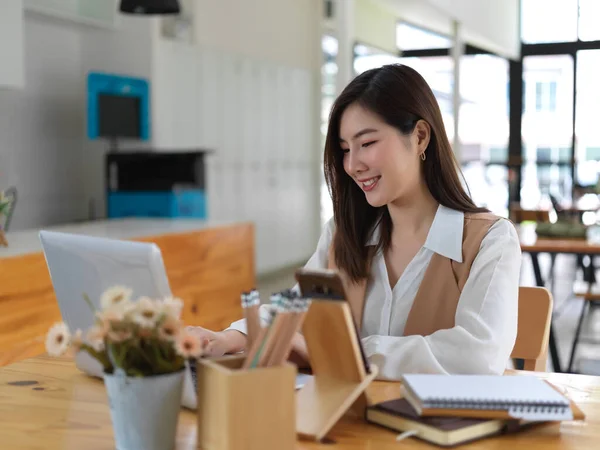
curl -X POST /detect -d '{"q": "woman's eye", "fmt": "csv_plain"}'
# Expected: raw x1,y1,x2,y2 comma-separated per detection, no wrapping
362,141,376,148
341,148,350,154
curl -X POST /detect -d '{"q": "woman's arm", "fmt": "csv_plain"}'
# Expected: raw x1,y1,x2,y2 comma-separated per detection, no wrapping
362,219,521,380
209,218,335,356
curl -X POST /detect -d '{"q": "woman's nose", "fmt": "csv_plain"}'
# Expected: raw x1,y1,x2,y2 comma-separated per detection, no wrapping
346,150,365,175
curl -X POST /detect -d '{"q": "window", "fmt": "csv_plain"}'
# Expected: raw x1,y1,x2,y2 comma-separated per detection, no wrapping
558,147,571,163
586,148,600,160
536,147,552,162
578,0,600,41
320,35,338,226
575,50,600,189
521,55,574,206
354,44,401,75
458,54,510,217
535,81,557,112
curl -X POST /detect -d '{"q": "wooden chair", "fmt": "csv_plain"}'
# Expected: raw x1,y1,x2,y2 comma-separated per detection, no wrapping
509,204,550,223
511,286,553,372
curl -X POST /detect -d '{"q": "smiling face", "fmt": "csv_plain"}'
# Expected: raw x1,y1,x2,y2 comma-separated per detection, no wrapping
339,102,429,208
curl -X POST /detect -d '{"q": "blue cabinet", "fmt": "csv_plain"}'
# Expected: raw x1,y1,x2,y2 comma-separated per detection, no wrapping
106,151,209,219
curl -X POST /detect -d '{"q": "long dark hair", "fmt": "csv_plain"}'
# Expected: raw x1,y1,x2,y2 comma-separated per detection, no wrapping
324,64,487,282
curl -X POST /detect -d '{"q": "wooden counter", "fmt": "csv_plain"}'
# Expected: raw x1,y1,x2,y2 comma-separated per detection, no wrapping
0,219,255,366
1,356,599,449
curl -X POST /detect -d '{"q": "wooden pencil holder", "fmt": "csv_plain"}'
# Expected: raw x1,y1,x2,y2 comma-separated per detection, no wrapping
196,355,297,450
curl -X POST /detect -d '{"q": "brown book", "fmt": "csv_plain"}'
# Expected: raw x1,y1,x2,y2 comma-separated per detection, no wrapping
366,398,515,447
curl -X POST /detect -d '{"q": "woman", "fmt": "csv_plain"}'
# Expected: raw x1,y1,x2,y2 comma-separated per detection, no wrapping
191,64,521,380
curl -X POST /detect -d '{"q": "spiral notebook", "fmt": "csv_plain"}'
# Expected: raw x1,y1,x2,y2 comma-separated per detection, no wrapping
401,374,582,422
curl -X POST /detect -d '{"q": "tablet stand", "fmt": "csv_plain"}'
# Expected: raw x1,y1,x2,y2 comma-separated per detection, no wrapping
296,299,378,441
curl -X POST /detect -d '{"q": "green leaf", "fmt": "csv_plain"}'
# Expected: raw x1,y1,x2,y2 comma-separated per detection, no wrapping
82,293,96,314
80,344,113,373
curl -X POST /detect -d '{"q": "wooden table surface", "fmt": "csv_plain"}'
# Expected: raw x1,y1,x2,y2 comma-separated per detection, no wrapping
1,356,600,449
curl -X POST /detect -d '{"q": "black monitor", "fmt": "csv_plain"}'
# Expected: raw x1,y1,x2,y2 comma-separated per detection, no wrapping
98,93,141,139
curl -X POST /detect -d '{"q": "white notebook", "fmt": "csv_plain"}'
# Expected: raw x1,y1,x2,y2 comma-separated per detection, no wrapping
401,374,573,421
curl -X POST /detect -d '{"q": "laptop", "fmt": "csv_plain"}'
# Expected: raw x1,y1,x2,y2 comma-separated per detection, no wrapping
39,230,198,409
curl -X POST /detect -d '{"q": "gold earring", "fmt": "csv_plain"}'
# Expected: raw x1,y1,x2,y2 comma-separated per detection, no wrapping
420,152,426,161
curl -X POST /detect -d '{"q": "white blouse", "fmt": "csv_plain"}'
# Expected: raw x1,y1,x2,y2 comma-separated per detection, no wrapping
228,205,521,380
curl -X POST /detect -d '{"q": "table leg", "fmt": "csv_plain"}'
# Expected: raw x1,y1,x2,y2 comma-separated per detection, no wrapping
530,252,562,373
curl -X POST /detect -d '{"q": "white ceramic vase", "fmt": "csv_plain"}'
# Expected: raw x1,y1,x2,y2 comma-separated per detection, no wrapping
104,369,184,450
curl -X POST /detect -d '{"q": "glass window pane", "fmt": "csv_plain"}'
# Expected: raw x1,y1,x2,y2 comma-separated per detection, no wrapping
521,0,578,44
578,0,600,41
459,55,509,216
522,55,574,207
354,44,402,75
396,22,451,51
321,35,338,226
575,50,600,189
398,56,454,141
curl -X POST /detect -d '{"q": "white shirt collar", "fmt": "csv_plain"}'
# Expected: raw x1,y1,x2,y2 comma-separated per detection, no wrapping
424,205,464,263
366,204,464,263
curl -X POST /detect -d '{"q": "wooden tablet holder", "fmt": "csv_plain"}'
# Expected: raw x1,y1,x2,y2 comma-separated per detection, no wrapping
296,299,378,441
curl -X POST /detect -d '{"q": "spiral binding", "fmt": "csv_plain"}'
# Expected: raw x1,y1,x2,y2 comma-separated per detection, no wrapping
421,398,570,414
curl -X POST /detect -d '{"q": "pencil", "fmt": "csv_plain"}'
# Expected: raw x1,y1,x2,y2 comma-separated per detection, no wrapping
257,293,289,368
265,292,296,367
273,296,311,366
242,303,277,370
244,289,261,350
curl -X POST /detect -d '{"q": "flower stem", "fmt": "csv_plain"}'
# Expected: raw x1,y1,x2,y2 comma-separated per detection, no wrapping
82,293,96,314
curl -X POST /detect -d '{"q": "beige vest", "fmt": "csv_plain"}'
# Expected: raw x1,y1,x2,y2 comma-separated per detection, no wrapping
328,212,503,336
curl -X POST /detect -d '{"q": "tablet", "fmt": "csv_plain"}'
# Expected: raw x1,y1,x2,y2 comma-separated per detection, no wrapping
294,268,371,374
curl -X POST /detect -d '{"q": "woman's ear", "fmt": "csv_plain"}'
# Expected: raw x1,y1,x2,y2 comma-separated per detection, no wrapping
414,120,431,153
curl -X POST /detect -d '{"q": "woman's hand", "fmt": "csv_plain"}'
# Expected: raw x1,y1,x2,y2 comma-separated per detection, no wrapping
186,327,246,357
288,332,311,369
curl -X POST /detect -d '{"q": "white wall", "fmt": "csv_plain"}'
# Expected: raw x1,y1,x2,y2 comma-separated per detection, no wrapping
425,0,520,60
80,15,155,219
153,0,323,274
0,0,24,88
355,0,405,54
381,0,520,59
0,13,86,229
380,0,452,39
0,9,155,229
193,0,319,71
1,0,323,276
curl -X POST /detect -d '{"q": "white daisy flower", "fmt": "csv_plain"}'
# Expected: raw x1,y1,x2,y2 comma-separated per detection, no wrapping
100,286,133,311
71,329,83,353
86,325,107,352
162,296,184,319
158,316,182,342
107,329,133,343
132,297,161,329
45,322,71,357
175,329,204,359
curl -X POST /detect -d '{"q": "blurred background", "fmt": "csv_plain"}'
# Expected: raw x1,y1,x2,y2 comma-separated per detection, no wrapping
0,0,599,275
3,0,600,374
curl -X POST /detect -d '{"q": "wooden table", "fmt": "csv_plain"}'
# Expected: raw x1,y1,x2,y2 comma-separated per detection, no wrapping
1,356,599,449
519,223,600,373
0,218,255,367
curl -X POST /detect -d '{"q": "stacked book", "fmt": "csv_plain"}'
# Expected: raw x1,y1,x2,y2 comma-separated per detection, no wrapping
366,374,585,447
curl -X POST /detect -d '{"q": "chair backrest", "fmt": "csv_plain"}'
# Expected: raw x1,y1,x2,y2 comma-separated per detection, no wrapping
509,206,550,223
511,286,553,371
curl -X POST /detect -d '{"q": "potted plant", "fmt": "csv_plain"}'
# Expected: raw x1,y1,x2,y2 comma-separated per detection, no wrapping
45,286,205,450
